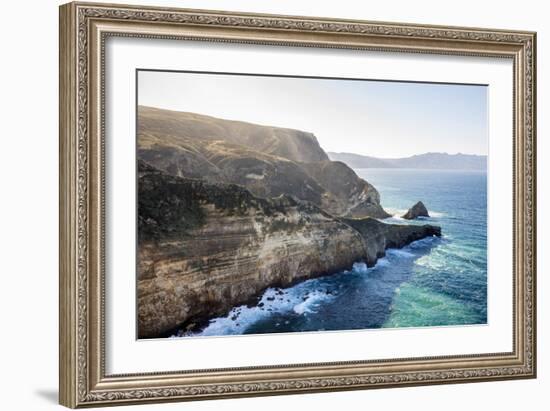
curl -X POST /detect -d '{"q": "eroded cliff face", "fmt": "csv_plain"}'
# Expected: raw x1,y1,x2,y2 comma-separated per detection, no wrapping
301,161,390,219
137,106,389,219
136,107,441,338
137,162,366,337
137,162,440,338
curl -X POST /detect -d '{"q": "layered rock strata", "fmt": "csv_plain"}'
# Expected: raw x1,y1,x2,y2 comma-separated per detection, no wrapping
137,162,440,338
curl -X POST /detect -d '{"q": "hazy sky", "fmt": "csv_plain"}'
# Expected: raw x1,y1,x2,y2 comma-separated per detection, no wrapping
138,70,488,158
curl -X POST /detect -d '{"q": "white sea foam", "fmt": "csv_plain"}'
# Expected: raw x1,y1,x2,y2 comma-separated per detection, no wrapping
351,258,393,273
374,257,391,268
384,207,408,216
386,248,415,258
352,262,369,274
408,236,440,249
293,290,331,314
178,236,439,337
188,279,336,336
382,216,408,225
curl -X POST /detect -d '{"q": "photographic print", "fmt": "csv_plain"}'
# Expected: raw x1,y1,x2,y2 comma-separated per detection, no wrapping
136,70,488,339
59,5,536,405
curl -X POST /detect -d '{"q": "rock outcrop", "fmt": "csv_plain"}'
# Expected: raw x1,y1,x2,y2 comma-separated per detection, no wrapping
137,162,440,338
138,106,390,219
136,107,441,338
301,161,390,219
340,217,440,264
402,201,430,220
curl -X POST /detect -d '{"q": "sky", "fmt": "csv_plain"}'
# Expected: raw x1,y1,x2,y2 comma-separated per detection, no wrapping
138,70,488,158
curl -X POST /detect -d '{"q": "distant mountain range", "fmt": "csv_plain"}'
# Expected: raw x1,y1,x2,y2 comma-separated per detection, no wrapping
327,152,487,170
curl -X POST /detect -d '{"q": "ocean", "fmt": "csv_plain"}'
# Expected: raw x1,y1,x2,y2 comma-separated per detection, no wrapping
180,168,487,337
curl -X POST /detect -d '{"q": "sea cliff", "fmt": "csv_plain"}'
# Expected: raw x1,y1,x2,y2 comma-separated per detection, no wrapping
137,107,442,338
137,161,440,338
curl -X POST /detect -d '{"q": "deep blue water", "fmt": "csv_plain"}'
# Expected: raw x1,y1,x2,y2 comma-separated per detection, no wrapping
178,168,487,337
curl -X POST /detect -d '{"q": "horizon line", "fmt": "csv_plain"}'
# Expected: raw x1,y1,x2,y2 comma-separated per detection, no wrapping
328,151,488,159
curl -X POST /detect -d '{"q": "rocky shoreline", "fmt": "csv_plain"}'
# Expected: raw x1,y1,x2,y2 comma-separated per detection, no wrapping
136,107,442,339
137,161,441,338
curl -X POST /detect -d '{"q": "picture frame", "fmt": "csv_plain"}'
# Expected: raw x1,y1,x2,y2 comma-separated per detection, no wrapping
59,1,537,408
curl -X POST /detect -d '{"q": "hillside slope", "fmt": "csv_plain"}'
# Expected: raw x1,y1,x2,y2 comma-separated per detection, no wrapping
138,106,390,218
137,161,441,338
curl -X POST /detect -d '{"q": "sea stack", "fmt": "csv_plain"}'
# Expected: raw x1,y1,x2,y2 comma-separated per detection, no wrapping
137,161,442,338
136,107,444,338
402,201,430,220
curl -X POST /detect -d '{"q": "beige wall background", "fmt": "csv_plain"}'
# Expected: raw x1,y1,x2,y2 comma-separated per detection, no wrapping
0,0,546,409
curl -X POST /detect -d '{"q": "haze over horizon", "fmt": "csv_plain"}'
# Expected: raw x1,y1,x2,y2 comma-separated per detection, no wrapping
138,70,488,158
327,150,487,159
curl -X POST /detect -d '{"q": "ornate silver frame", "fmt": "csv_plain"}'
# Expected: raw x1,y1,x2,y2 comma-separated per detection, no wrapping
59,1,536,408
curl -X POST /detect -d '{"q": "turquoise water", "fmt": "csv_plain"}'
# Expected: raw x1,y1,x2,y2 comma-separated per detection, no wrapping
360,168,487,329
182,168,487,337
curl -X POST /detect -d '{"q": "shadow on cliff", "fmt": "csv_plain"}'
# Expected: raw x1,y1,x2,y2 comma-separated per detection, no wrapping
233,237,443,336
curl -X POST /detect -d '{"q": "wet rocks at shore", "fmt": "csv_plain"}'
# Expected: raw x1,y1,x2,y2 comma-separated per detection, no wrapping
137,162,441,338
136,107,441,339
